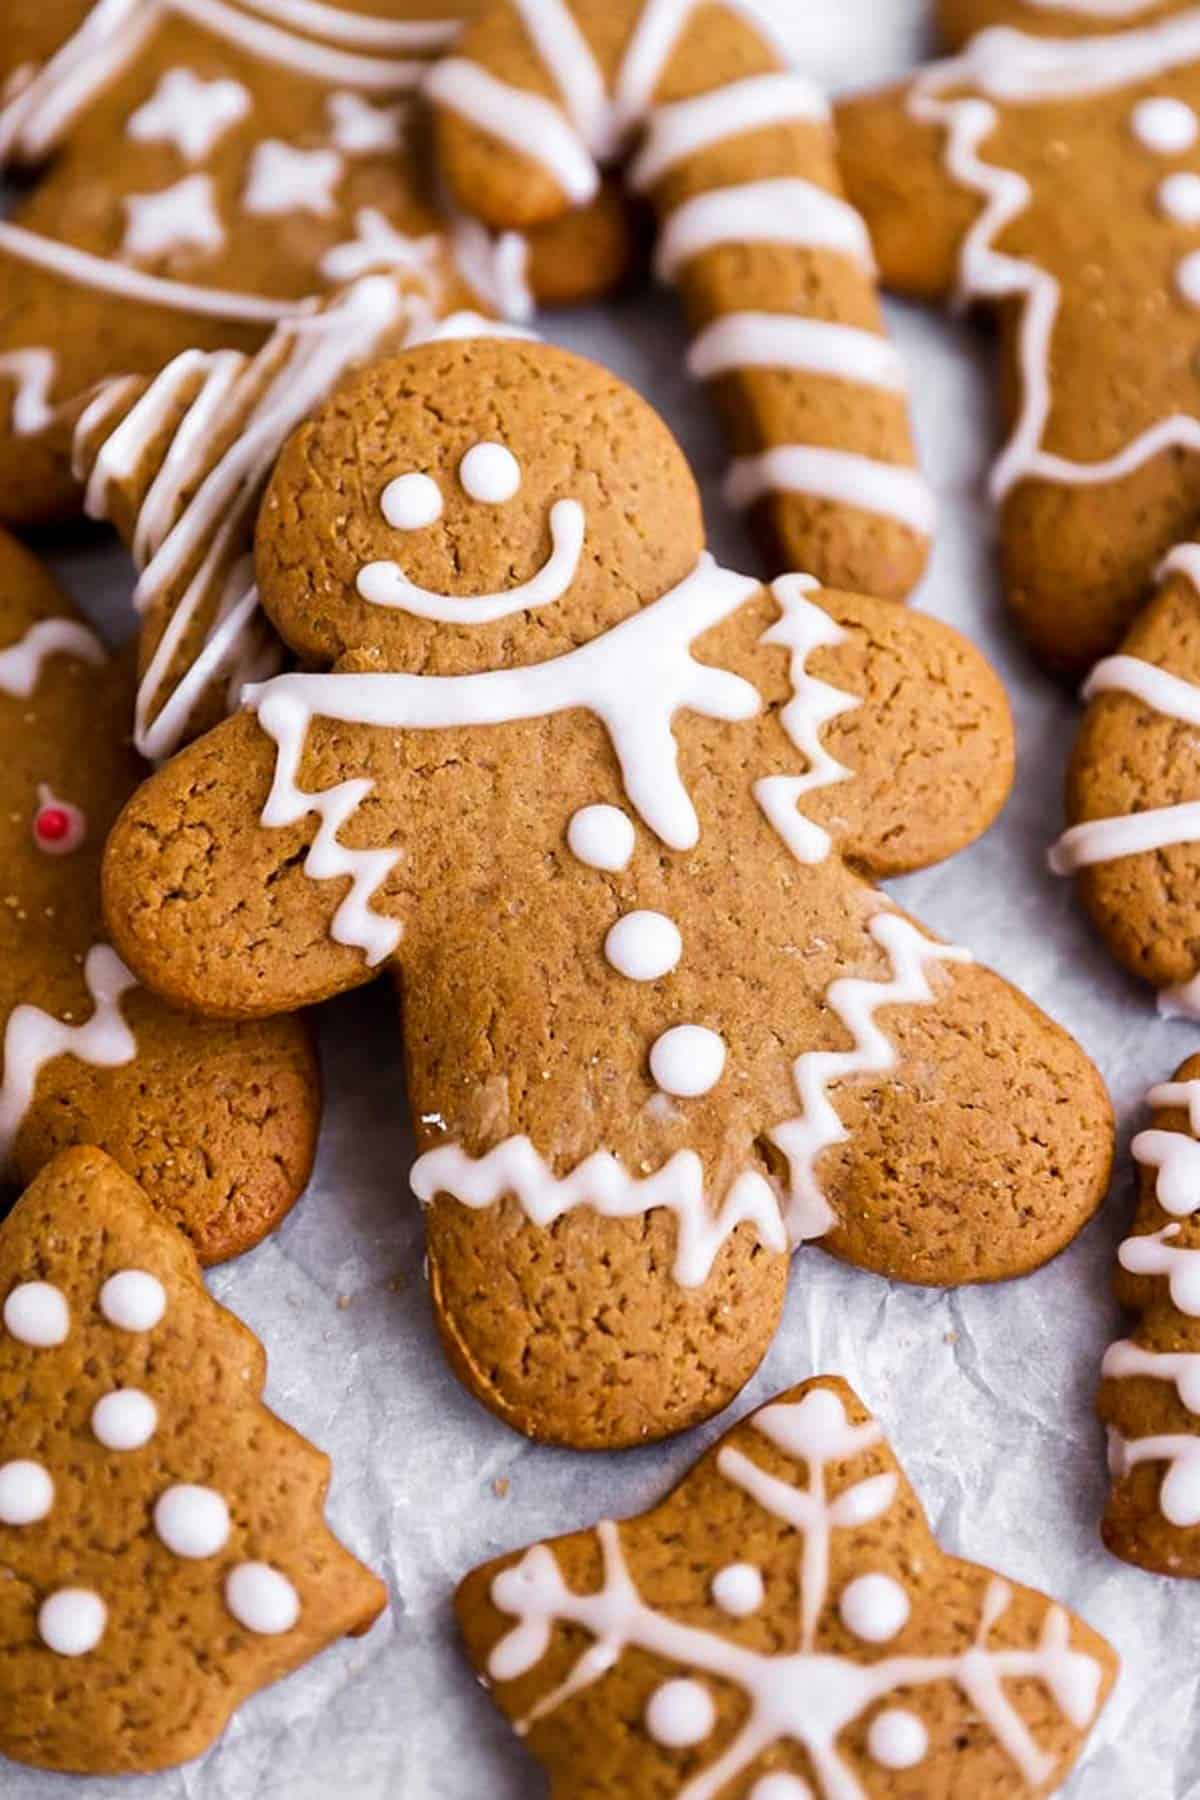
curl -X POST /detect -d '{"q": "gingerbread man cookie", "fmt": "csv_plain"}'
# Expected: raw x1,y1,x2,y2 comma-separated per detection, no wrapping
1048,540,1200,1014
458,1376,1118,1797
1101,1056,1200,1576
101,338,1113,1448
0,526,319,1262
837,11,1200,672
0,0,487,528
429,0,933,602
0,1145,385,1775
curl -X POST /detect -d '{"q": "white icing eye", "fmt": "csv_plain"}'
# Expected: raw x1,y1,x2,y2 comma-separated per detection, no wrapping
1132,96,1199,155
38,1588,107,1657
0,1459,54,1525
868,1707,929,1770
838,1572,910,1643
644,1677,715,1747
4,1281,69,1348
381,471,444,530
154,1483,231,1558
92,1389,158,1451
459,441,522,504
650,1025,726,1098
99,1269,166,1332
226,1561,302,1635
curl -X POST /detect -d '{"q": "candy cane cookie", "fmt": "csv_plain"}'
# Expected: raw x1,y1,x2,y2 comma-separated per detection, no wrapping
429,0,933,602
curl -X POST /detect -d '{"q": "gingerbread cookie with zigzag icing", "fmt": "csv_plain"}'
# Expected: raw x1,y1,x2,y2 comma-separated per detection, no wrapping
100,336,1112,1448
0,525,319,1262
458,1376,1117,1796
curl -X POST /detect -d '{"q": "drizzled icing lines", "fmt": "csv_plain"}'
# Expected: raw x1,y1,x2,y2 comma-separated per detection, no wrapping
484,1384,1105,1798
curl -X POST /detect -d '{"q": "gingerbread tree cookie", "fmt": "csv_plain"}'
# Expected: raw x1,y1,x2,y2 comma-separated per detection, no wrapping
101,338,1113,1448
1049,539,1200,1013
428,0,932,603
0,526,319,1261
836,12,1200,672
1100,1056,1200,1575
0,1145,385,1775
458,1375,1118,1797
0,0,479,527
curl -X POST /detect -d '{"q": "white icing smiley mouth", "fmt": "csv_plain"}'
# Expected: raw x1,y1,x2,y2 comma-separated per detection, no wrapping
356,441,587,623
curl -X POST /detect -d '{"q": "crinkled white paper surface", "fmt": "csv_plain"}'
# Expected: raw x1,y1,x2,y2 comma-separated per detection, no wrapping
9,1,1197,1793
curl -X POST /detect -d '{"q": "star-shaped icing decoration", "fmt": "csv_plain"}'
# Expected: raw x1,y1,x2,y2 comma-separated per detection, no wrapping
126,67,251,163
242,139,343,218
319,205,444,284
458,1377,1118,1797
121,172,224,264
327,90,408,155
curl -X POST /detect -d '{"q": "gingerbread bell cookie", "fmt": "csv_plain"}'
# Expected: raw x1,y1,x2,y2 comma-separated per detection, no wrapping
837,10,1200,672
1101,1056,1200,1576
0,0,485,528
0,1146,385,1775
429,0,932,602
0,527,319,1262
101,338,1112,1448
458,1375,1117,1797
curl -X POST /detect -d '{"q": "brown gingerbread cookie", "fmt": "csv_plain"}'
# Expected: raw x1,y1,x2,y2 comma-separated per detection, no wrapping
836,12,1200,673
0,1145,385,1775
428,0,933,602
1048,541,1200,1014
457,1375,1118,1796
0,0,491,528
1100,1056,1200,1576
939,0,1189,44
0,0,92,108
0,525,319,1262
100,338,1113,1449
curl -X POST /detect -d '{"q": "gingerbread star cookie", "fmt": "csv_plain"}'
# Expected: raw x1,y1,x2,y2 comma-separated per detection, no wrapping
429,0,932,602
0,526,319,1262
458,1376,1118,1797
837,10,1200,672
0,1145,385,1775
101,337,1112,1448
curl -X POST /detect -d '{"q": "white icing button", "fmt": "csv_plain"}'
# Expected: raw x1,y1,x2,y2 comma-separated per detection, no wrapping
38,1588,107,1657
644,1677,715,1748
0,1459,54,1525
868,1707,929,1770
92,1389,158,1452
649,1025,726,1098
154,1484,230,1559
1132,96,1199,154
1177,249,1200,306
567,804,635,871
710,1561,764,1617
225,1562,302,1635
4,1281,69,1348
1160,171,1200,222
381,471,443,530
459,441,521,504
749,1777,812,1800
838,1572,910,1643
99,1269,166,1333
605,911,682,982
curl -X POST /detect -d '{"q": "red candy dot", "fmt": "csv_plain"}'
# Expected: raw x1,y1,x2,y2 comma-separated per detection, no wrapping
35,807,71,844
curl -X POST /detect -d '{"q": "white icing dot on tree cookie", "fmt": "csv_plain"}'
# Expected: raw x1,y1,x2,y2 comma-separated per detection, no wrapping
0,1458,54,1525
4,1281,69,1347
1131,95,1199,155
99,1269,166,1332
38,1588,107,1657
225,1562,301,1635
91,1389,158,1452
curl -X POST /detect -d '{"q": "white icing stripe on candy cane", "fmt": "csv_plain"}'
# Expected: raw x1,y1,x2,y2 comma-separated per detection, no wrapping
910,17,1200,502
1103,1340,1200,1413
486,1385,1102,1798
688,314,907,392
0,618,105,697
411,1138,787,1286
1108,1429,1200,1527
726,447,936,535
654,179,874,281
610,0,694,137
0,220,297,325
425,58,600,204
0,349,58,435
753,574,859,866
629,71,830,190
510,0,614,158
0,946,138,1168
243,556,762,963
774,911,972,1243
1160,542,1200,590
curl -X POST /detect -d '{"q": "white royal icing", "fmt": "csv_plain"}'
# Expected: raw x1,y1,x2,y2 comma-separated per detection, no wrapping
0,617,105,698
1131,94,1198,153
1108,1428,1200,1527
154,1483,230,1558
654,180,873,284
749,1779,811,1800
327,90,406,154
38,1588,107,1657
0,348,59,435
381,471,444,530
126,66,251,161
122,172,225,263
649,1023,726,1097
319,207,444,285
242,139,343,217
447,210,534,325
459,441,522,504
1159,169,1200,221
225,1561,302,1634
710,1562,764,1617
726,448,936,535
358,496,586,621
92,1388,158,1451
837,1571,910,1643
567,804,635,871
868,1708,929,1771
645,1677,716,1747
99,1268,167,1332
629,71,830,190
426,58,602,205
0,946,138,1169
1120,1224,1200,1315
0,1459,54,1525
688,315,907,394
604,910,682,981
3,1281,69,1348
486,1384,1102,1797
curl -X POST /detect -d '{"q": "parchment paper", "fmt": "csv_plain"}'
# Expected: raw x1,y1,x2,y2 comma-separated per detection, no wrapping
11,2,1192,1793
